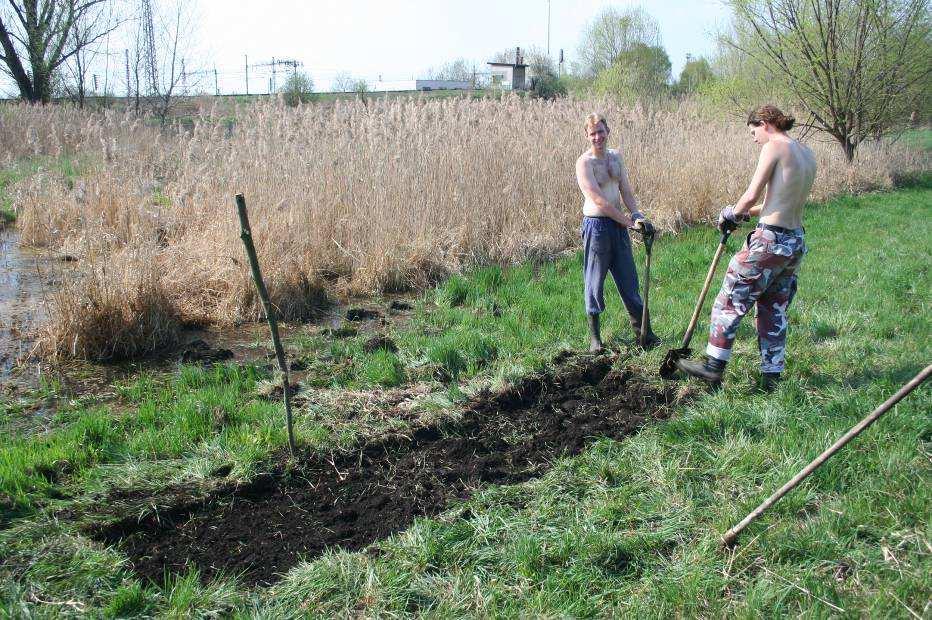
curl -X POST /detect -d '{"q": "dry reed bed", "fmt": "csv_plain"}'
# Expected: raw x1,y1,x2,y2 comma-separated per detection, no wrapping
1,97,926,359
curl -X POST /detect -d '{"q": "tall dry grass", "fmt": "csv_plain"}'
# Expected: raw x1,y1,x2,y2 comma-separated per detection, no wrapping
1,96,927,359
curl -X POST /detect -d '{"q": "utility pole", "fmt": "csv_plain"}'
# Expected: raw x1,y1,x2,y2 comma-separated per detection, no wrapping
559,49,564,76
214,65,219,95
124,48,131,99
253,58,303,94
547,0,551,57
92,74,98,94
140,0,158,94
245,54,249,95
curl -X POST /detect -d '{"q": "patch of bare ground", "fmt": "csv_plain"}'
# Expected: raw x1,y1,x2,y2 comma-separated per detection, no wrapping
84,352,684,587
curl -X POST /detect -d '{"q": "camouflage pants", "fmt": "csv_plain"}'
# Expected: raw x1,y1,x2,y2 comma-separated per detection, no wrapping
706,226,806,373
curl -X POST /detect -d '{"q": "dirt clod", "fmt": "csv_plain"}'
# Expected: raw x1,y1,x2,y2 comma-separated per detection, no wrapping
179,339,234,365
346,307,381,321
89,354,676,587
324,325,357,338
363,334,397,353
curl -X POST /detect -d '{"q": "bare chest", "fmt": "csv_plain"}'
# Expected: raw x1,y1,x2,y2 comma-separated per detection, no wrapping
590,156,622,186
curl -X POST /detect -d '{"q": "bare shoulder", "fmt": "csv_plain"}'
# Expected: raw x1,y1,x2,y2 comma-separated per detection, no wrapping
576,152,594,179
759,140,785,163
799,140,816,160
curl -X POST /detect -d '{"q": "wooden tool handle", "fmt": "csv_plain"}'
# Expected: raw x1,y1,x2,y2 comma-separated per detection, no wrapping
681,232,730,348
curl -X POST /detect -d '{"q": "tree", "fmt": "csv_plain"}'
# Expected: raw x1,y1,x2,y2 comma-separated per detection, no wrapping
675,56,716,95
525,49,565,99
725,0,932,161
0,0,117,103
426,57,473,82
575,6,662,77
60,0,119,107
280,71,313,106
593,43,672,101
331,70,353,92
351,78,369,94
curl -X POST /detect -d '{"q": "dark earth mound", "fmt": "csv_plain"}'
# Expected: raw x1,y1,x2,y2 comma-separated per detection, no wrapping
90,354,676,586
178,339,234,365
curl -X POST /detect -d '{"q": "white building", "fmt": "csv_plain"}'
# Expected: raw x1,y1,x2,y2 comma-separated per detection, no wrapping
487,61,528,91
372,79,472,92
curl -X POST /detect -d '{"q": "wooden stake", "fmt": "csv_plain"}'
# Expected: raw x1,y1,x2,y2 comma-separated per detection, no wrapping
722,363,932,548
235,193,296,454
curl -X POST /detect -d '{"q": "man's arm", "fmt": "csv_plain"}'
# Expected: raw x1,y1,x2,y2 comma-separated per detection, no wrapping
616,152,656,234
734,143,778,218
575,157,634,227
615,153,640,217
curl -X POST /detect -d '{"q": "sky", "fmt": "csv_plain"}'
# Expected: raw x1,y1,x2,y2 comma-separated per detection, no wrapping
1,0,733,97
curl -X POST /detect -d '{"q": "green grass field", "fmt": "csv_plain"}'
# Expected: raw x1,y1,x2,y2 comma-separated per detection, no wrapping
1,179,930,616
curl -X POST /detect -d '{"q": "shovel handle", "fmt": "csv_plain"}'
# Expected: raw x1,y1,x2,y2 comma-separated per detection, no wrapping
640,245,651,345
681,231,730,348
634,228,654,347
722,362,932,548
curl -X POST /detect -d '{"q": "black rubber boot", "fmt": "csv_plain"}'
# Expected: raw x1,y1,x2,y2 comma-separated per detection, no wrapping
676,355,727,386
587,313,604,353
760,372,782,393
631,317,661,350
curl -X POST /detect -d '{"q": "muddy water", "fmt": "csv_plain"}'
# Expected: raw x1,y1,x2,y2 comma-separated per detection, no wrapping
0,230,64,376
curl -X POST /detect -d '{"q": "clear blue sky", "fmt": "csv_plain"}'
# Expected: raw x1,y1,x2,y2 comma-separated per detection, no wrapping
1,0,732,96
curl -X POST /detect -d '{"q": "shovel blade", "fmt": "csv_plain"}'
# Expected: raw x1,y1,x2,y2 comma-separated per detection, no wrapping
659,347,691,379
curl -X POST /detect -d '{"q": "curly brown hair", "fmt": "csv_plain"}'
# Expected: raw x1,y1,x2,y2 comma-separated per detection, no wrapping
747,105,795,131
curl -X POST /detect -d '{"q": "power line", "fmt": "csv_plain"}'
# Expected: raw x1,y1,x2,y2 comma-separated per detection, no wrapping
140,0,158,93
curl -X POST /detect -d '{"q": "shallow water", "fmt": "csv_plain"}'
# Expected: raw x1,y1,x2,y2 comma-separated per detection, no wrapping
0,230,62,376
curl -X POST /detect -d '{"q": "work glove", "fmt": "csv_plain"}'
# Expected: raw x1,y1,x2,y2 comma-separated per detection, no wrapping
630,212,655,236
717,206,748,234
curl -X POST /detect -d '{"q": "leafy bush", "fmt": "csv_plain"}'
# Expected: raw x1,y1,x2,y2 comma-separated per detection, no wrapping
281,72,315,106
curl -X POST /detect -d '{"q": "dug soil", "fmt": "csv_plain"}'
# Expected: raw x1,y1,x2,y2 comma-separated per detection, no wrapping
90,353,678,586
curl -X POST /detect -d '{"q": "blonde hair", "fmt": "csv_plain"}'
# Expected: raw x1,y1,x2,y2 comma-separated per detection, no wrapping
585,113,609,133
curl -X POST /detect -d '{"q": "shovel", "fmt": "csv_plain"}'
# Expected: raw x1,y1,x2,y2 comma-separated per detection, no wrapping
637,228,654,348
659,229,731,378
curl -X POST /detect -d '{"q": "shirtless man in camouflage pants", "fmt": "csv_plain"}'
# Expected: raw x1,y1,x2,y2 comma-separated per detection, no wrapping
678,105,816,391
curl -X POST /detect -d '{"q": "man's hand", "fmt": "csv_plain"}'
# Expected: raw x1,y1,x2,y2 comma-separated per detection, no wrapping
630,211,655,236
717,205,748,234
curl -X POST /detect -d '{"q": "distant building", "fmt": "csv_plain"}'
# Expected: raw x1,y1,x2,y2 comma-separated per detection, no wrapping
488,47,530,91
488,62,527,91
416,79,472,91
372,79,472,92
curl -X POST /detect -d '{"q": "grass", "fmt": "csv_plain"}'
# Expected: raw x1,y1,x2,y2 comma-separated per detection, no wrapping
900,126,932,152
2,98,927,359
0,181,930,616
0,155,90,229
